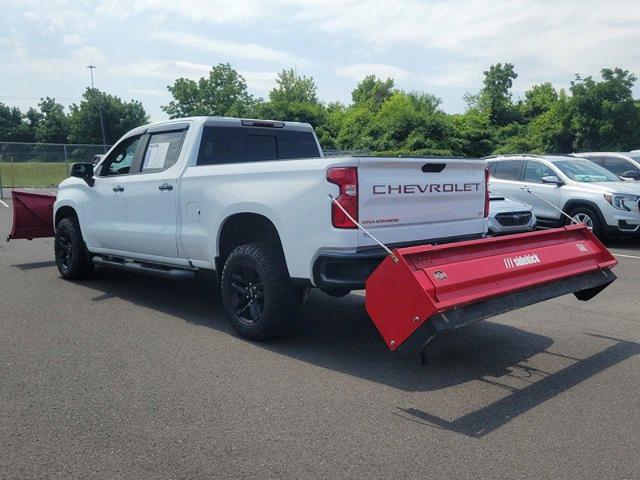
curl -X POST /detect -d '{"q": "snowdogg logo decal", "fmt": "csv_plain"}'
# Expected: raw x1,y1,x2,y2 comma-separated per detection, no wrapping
504,253,541,269
372,183,481,195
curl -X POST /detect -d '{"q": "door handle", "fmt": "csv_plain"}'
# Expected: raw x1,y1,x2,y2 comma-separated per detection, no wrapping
113,185,124,192
159,183,174,191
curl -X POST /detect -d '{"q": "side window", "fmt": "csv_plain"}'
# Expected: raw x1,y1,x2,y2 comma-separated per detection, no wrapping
100,135,142,177
604,158,639,176
492,160,523,181
523,161,555,183
141,130,186,172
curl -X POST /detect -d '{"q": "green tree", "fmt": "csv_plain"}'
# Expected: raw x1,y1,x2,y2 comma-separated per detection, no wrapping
568,68,640,151
521,82,558,120
449,109,495,157
162,63,257,118
0,103,36,142
258,69,326,126
351,75,395,112
467,63,519,126
35,97,70,143
369,91,454,155
69,88,148,144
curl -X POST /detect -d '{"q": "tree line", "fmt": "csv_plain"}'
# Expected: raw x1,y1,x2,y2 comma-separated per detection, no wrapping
1,62,639,156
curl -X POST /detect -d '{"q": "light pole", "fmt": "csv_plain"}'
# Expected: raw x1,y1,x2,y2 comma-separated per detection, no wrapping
86,65,107,149
86,65,96,89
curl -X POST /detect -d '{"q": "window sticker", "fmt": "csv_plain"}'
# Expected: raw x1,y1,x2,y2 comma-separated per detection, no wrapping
143,142,170,170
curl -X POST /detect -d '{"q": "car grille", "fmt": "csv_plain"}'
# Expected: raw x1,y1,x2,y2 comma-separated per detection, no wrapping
495,211,532,227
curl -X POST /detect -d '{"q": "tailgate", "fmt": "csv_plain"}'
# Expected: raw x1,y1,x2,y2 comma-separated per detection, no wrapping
357,157,486,247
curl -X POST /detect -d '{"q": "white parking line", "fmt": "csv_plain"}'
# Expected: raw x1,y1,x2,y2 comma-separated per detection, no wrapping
0,200,9,208
613,253,640,260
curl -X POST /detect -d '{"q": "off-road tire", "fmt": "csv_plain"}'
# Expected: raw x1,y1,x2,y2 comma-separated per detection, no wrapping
54,217,93,280
221,243,300,341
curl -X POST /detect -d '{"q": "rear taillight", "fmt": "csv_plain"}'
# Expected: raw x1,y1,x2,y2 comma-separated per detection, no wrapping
327,167,358,228
484,167,490,218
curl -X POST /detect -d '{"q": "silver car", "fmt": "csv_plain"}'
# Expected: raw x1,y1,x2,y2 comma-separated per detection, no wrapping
571,152,640,181
488,195,536,235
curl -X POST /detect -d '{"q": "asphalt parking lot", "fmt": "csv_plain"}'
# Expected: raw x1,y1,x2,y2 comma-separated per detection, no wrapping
1,199,639,480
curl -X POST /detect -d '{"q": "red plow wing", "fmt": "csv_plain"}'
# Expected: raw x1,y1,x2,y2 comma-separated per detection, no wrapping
7,190,56,241
365,225,617,354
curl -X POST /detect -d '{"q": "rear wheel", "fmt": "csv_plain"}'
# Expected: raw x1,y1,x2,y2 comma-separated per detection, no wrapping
221,243,300,341
54,217,93,279
568,206,604,238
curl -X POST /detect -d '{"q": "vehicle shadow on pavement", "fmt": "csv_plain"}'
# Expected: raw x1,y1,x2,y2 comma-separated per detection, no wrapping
396,334,640,438
29,265,638,439
604,237,640,250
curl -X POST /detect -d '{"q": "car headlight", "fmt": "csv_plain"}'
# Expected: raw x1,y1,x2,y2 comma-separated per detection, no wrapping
604,193,640,212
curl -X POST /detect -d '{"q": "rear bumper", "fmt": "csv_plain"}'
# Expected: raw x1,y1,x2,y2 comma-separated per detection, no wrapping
312,249,386,290
312,233,484,290
395,268,616,356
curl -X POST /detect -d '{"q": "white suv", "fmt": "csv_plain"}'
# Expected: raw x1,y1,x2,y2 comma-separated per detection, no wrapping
570,152,640,181
485,154,640,237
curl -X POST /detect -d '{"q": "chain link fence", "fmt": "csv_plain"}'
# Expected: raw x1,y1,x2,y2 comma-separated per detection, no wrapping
0,142,111,198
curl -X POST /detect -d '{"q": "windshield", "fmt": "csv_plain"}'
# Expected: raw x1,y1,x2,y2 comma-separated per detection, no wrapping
553,159,621,182
628,153,640,163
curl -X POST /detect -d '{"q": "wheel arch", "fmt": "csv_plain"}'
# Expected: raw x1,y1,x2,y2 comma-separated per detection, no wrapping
562,199,607,226
216,212,286,274
54,205,79,229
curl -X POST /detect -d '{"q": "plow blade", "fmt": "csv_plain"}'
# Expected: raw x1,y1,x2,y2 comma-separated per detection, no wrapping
6,190,56,241
365,225,617,354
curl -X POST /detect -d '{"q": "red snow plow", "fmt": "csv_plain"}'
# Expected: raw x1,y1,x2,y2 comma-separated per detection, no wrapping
6,190,56,241
365,225,617,354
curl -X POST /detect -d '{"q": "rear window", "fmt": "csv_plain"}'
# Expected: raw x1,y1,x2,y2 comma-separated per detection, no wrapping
491,160,523,181
197,126,320,165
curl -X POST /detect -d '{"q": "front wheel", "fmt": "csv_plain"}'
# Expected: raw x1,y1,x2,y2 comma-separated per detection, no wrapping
220,243,300,341
54,217,93,280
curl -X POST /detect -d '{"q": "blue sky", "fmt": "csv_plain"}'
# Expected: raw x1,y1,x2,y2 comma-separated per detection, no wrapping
2,0,640,122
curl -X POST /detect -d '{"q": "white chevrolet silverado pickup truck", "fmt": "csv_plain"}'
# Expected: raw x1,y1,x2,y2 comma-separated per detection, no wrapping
8,116,617,355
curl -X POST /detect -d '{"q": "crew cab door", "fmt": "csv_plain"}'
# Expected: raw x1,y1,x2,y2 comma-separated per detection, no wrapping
84,134,143,251
123,126,188,259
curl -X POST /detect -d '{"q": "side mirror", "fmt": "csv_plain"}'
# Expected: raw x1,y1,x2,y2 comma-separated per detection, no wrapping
70,162,95,187
541,175,563,186
622,170,640,180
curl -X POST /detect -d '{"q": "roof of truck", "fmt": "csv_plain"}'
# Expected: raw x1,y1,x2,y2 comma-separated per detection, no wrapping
135,116,315,133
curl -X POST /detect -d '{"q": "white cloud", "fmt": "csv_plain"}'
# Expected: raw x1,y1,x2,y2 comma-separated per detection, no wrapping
97,0,269,24
92,0,640,88
109,60,211,80
110,61,276,93
24,46,106,75
296,0,640,83
153,32,296,64
336,63,409,81
21,4,96,33
238,71,277,93
126,88,167,97
62,33,84,45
